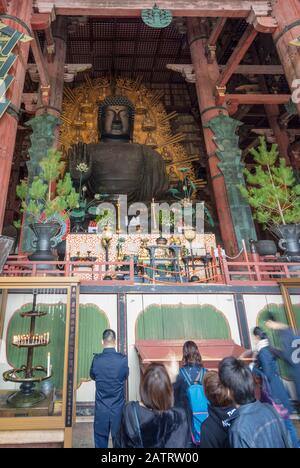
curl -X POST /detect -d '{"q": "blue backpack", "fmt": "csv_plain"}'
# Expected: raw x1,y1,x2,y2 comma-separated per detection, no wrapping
180,367,209,445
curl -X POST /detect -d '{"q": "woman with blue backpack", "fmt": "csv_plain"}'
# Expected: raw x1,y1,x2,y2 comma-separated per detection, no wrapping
174,341,209,447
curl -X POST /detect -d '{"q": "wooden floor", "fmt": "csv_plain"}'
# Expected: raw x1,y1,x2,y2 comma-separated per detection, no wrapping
72,418,300,449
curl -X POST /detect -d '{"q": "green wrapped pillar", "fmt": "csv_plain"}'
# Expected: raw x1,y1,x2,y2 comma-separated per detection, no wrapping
205,114,257,251
21,114,60,252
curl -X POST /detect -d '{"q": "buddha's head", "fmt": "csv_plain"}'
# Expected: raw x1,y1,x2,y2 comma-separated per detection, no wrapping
98,95,135,142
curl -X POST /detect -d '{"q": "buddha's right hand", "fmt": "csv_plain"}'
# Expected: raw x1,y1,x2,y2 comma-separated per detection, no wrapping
68,142,92,181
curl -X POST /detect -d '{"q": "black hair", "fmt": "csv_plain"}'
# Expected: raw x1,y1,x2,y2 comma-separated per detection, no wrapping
102,329,116,343
219,357,256,406
253,327,268,341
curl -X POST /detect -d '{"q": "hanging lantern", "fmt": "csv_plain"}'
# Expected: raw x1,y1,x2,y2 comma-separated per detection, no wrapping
141,4,173,29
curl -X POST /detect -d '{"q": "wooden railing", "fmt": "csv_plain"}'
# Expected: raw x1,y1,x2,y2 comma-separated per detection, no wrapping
219,252,300,285
2,252,300,286
2,257,135,285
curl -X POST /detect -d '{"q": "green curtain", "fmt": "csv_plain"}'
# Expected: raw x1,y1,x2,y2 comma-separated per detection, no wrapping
77,304,109,385
136,304,231,340
7,303,66,389
6,302,110,389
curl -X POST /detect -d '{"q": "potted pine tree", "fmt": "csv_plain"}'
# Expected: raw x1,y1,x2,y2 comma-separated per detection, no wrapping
16,149,79,265
240,137,300,259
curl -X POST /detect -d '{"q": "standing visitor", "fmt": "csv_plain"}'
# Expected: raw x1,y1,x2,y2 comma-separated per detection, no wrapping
90,329,129,448
173,341,208,446
115,363,190,448
253,327,299,448
219,357,291,448
200,371,237,448
265,319,300,404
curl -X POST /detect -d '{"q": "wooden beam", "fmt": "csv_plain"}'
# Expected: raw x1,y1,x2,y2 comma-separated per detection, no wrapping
206,18,227,63
34,1,272,18
30,32,50,105
225,94,291,106
220,64,284,75
217,25,258,88
208,18,227,46
0,0,7,13
31,13,51,30
168,64,284,82
31,13,56,55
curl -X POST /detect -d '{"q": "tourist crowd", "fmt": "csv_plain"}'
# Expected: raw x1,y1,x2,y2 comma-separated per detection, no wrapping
90,324,300,449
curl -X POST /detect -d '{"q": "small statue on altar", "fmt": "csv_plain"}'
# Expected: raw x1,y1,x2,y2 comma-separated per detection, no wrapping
69,95,169,203
138,238,150,261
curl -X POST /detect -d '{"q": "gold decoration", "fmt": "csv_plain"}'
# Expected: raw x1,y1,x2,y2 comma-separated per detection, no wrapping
60,76,197,184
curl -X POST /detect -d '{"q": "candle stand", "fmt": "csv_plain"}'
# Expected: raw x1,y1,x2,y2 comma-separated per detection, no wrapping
2,291,52,408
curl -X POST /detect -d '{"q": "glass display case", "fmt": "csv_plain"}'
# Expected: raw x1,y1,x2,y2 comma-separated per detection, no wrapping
0,278,80,448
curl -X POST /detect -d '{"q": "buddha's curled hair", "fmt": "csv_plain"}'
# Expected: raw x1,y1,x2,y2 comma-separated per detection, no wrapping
98,95,135,121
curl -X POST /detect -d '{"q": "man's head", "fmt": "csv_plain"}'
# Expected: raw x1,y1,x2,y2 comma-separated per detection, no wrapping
98,96,135,141
219,357,256,407
102,329,116,348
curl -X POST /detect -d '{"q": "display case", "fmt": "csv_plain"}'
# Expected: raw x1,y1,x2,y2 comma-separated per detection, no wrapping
0,278,80,448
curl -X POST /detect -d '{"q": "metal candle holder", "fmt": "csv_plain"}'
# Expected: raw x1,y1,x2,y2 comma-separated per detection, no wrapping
3,292,52,408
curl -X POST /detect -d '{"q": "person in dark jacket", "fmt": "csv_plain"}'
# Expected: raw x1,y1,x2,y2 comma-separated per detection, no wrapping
173,340,208,446
219,357,291,449
265,319,300,404
116,363,190,448
90,329,129,448
253,327,299,448
200,371,237,448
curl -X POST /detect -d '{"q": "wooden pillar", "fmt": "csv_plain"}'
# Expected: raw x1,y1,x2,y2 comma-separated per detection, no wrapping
36,15,68,121
188,18,239,255
273,0,300,116
21,17,67,252
0,0,33,233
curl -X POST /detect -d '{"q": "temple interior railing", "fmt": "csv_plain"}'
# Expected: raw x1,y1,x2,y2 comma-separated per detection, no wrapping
2,251,300,286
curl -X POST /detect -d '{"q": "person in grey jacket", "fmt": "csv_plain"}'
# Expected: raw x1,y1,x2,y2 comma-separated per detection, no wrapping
219,357,292,449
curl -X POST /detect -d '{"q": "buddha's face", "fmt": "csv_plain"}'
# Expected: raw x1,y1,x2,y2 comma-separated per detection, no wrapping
102,105,131,140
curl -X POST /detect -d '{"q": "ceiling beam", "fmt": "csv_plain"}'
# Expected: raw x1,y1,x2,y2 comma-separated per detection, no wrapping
225,94,291,106
208,18,227,46
33,1,272,18
206,18,227,63
31,13,56,55
167,64,285,83
217,25,258,88
31,13,52,30
28,63,92,83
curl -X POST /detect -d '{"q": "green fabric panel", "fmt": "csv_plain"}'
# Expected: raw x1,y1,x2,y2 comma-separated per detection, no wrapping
137,304,231,340
7,303,66,390
77,304,109,385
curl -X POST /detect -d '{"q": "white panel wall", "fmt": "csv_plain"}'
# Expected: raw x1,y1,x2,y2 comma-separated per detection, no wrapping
126,294,240,401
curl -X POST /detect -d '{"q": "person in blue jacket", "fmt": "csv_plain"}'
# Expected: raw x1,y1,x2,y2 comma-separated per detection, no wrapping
90,329,129,448
253,327,299,448
265,319,300,405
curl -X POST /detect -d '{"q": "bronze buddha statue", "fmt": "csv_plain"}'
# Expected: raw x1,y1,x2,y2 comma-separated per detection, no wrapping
69,95,169,202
